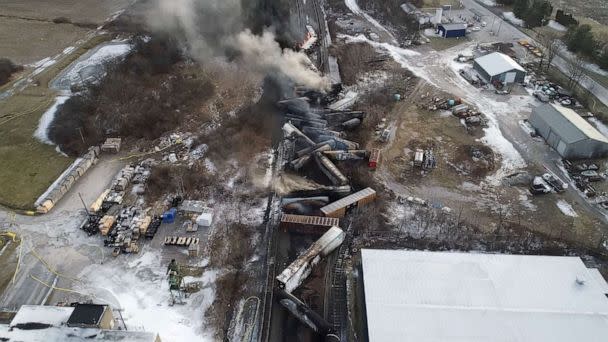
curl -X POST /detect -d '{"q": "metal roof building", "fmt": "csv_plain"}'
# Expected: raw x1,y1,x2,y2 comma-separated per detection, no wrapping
360,249,608,342
529,103,608,159
473,52,526,84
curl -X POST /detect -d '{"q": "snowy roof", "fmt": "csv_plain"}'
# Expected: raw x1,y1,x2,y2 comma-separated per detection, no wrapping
0,325,159,342
439,23,467,31
10,305,74,328
533,104,608,144
474,52,525,76
361,249,608,342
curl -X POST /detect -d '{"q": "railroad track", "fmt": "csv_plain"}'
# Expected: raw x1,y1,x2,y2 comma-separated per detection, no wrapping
310,0,329,73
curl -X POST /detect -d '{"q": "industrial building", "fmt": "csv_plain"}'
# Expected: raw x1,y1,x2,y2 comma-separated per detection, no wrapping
437,23,467,38
360,249,608,342
529,103,608,159
0,304,161,342
473,52,526,85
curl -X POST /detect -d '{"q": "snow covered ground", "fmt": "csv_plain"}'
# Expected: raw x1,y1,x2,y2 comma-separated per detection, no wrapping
33,96,70,144
77,250,218,342
547,20,567,32
556,199,578,217
51,41,132,91
32,41,133,146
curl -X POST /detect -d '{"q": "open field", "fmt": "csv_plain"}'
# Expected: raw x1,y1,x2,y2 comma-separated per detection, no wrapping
0,34,111,210
0,0,132,65
0,18,89,65
1,0,132,23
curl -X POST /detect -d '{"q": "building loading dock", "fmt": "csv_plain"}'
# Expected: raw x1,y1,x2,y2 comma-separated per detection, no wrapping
529,104,608,159
437,23,467,38
473,52,526,85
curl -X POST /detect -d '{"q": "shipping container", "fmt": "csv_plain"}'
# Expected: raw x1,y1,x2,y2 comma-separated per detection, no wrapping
280,214,340,235
320,187,376,218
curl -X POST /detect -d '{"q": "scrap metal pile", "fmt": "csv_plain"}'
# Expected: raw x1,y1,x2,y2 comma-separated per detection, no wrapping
418,96,488,130
80,161,160,255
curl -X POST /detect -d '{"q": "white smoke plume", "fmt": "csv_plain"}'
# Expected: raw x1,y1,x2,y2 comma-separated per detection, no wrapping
231,30,329,91
147,0,329,91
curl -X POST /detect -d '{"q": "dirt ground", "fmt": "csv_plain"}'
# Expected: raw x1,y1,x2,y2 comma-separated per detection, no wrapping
0,18,90,65
1,0,132,23
0,0,133,65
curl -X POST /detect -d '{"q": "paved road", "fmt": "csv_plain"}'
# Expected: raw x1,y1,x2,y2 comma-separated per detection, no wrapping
466,0,608,108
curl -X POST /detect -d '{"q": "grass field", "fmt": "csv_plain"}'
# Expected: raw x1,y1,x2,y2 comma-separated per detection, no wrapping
0,34,110,210
0,238,18,296
427,36,470,51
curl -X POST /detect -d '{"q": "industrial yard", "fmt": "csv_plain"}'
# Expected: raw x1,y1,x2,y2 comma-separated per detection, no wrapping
1,0,608,342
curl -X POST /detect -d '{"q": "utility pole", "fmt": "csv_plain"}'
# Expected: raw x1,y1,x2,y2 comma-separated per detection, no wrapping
77,127,85,144
496,19,503,37
78,192,89,215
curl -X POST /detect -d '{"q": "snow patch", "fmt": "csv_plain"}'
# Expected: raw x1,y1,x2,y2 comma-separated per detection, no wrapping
589,117,608,138
60,43,131,87
547,20,566,32
34,95,70,144
30,57,57,76
556,199,578,217
77,249,218,342
503,12,524,27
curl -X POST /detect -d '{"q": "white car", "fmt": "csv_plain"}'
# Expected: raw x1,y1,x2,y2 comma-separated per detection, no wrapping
471,26,481,32
481,21,487,27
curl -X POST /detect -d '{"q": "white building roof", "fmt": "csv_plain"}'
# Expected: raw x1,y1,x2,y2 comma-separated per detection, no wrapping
541,103,608,144
474,52,525,76
361,249,608,342
0,325,159,342
10,305,74,328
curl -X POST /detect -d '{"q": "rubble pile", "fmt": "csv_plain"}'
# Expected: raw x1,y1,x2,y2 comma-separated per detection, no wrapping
278,94,375,216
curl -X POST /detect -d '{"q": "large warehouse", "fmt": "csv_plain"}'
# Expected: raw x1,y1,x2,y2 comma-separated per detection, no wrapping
473,52,526,84
529,103,608,159
360,249,608,342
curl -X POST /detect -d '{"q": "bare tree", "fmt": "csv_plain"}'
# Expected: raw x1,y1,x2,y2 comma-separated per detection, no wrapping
537,30,561,71
566,55,587,90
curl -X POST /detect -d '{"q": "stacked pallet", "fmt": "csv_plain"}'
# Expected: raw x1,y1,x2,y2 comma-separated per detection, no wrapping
133,215,152,235
164,236,199,247
99,215,116,236
90,189,110,213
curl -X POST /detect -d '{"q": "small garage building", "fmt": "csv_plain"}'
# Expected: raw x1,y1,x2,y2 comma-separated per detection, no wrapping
529,103,608,159
437,23,467,38
473,52,526,85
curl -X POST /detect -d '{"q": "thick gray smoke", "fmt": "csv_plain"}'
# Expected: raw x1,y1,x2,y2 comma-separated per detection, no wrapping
147,0,329,90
